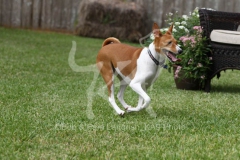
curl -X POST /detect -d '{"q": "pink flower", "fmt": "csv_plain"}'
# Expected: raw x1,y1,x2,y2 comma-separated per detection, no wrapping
174,66,182,79
193,26,202,33
179,36,196,47
179,36,188,43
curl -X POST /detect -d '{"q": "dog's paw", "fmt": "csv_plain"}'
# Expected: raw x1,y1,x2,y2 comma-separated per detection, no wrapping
125,106,132,111
118,111,125,117
126,107,137,112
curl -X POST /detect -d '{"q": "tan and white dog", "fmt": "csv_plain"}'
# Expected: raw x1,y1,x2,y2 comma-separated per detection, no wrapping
96,23,182,116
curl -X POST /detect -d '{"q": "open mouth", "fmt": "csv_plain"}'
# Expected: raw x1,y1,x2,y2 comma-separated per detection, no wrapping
165,51,181,62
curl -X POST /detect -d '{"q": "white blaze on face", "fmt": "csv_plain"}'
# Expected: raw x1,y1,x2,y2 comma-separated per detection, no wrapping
176,45,182,53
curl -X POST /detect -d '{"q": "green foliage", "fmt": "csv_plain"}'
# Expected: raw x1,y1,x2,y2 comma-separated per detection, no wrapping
165,8,212,87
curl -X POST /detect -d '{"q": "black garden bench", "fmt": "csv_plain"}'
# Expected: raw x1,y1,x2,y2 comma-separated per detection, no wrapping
199,9,240,92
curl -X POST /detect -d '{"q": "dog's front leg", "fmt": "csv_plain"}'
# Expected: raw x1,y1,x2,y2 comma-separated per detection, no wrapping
127,82,151,112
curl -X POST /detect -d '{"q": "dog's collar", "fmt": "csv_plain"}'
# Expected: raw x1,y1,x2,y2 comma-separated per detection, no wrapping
147,49,165,66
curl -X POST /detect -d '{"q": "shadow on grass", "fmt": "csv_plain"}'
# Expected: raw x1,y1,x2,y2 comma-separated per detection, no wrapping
211,84,240,93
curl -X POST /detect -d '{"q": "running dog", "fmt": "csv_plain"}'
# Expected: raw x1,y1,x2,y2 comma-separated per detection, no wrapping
96,23,182,115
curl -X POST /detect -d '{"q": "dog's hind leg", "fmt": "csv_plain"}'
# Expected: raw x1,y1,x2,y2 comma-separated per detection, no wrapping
99,64,125,116
108,77,125,116
117,82,132,110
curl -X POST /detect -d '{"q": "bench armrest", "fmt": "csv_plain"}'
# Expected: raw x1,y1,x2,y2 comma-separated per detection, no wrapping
199,9,240,39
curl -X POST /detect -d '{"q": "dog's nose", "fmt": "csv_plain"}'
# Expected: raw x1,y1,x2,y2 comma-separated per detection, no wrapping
178,48,183,54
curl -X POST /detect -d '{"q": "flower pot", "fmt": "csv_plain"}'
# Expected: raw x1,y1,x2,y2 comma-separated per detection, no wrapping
173,65,201,90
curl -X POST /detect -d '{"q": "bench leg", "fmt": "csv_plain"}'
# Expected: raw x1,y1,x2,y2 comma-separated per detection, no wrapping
204,78,211,92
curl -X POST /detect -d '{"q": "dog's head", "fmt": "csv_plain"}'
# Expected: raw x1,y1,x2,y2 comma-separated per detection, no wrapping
152,23,182,62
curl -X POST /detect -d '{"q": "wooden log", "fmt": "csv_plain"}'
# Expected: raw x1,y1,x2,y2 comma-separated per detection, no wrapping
2,0,12,27
22,0,33,28
32,0,41,28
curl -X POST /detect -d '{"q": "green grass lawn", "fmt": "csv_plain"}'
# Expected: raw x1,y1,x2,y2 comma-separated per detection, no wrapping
1,27,240,159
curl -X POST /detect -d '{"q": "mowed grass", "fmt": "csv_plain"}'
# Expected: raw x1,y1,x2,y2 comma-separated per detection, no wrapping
1,27,240,159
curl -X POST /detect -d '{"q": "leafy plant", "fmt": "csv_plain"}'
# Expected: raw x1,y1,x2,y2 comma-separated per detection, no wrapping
165,8,212,88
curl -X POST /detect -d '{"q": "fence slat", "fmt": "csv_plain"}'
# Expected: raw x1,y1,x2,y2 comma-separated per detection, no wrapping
0,0,2,25
70,0,82,32
11,0,22,27
2,0,12,27
182,0,194,14
22,0,33,28
42,0,52,29
150,0,164,26
51,0,63,29
225,1,234,12
216,0,225,11
62,0,72,30
173,0,184,14
32,0,41,28
234,0,240,13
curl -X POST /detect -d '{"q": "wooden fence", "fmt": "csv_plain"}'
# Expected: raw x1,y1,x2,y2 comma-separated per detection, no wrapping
0,0,81,32
0,0,239,33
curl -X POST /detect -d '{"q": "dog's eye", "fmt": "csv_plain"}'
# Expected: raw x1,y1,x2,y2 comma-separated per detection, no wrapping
167,41,172,45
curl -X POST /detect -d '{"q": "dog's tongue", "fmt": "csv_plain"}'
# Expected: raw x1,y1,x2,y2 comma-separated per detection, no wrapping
168,52,181,62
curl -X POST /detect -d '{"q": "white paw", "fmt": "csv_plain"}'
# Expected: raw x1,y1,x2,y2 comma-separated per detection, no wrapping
118,110,125,116
126,107,137,112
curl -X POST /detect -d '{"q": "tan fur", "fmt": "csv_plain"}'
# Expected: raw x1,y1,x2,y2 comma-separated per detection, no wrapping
102,37,121,47
96,23,178,98
96,23,181,115
97,39,142,96
153,24,178,54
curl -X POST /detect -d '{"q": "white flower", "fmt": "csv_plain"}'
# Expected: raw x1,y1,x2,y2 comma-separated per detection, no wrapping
173,28,177,32
175,22,180,26
178,26,185,29
194,7,199,11
184,28,189,33
181,21,187,25
168,12,173,16
182,15,188,20
160,28,167,32
150,33,155,40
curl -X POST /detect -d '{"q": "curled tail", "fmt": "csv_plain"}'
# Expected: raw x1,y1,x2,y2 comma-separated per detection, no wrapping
102,37,121,47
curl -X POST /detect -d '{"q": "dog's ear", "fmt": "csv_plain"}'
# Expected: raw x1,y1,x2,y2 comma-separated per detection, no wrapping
152,22,162,37
166,24,174,35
